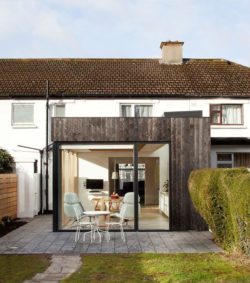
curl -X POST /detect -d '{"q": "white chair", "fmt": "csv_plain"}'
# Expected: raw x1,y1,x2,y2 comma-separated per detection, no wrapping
64,192,84,223
105,192,141,242
105,204,126,242
73,204,95,242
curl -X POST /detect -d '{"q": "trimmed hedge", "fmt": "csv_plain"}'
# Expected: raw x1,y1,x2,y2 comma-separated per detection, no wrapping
188,168,250,255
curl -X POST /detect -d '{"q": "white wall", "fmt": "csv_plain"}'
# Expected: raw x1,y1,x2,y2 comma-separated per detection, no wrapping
0,100,47,217
15,161,36,218
140,144,169,192
50,98,250,138
78,150,133,192
1,97,250,217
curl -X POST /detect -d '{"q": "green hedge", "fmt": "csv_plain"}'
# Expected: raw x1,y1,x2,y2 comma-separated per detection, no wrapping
188,168,250,255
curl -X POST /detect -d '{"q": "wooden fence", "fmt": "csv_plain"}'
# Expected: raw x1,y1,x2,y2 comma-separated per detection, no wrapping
0,174,17,220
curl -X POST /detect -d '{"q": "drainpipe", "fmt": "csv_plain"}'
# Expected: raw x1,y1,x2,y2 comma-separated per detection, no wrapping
45,80,49,212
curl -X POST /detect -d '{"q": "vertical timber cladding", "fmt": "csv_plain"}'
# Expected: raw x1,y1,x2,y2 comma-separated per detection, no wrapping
170,118,210,231
52,117,210,231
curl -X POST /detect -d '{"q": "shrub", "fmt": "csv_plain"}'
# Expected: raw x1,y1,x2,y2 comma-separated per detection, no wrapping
0,148,14,172
188,168,250,256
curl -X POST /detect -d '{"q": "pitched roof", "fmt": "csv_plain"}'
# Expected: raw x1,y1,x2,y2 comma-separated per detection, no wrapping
0,58,249,98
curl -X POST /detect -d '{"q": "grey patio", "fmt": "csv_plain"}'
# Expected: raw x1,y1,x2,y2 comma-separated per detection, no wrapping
0,215,222,254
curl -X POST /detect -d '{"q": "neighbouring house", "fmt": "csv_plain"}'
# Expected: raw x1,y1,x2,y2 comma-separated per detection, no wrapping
0,41,249,232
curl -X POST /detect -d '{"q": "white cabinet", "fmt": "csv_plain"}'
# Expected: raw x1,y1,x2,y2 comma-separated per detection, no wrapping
159,192,169,217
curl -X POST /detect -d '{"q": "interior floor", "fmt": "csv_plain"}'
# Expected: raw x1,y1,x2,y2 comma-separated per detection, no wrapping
62,205,169,230
139,206,169,230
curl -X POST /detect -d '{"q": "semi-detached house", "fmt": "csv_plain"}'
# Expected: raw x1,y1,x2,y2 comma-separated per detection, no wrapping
0,41,250,232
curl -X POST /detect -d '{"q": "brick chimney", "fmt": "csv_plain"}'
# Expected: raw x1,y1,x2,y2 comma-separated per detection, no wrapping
160,41,184,65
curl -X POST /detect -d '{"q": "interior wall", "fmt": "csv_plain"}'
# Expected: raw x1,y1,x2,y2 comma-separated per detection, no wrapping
77,151,159,205
61,150,78,226
78,150,133,192
140,144,169,192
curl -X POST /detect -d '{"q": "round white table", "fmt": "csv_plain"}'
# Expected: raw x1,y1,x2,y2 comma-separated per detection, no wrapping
83,211,110,242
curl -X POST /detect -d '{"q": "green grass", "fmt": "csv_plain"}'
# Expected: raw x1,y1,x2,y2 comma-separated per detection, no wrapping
63,253,250,283
0,255,51,283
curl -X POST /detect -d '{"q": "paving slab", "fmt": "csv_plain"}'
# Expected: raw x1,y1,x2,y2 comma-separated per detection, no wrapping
24,255,81,283
0,215,223,254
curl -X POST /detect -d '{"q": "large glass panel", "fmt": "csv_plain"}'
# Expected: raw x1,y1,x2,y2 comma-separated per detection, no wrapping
60,144,135,231
138,143,170,230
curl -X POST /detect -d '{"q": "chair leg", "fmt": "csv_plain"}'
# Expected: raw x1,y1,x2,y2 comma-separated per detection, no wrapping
75,225,80,242
90,225,93,243
106,224,110,242
120,225,125,242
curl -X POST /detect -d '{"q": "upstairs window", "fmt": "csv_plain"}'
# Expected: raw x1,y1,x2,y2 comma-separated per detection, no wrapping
54,104,65,117
121,104,153,117
210,104,242,125
12,103,34,126
121,105,132,117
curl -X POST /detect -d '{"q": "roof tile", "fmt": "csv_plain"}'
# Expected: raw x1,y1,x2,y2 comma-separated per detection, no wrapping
0,58,249,98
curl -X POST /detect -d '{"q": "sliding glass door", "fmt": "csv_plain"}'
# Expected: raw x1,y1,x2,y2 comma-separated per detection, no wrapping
59,144,135,231
57,142,169,231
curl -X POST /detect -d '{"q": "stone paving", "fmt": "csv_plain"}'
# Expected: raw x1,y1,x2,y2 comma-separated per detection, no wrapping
24,255,82,283
0,215,223,254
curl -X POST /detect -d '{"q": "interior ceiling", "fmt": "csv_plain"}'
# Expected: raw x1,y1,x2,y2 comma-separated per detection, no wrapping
139,144,165,152
63,144,166,153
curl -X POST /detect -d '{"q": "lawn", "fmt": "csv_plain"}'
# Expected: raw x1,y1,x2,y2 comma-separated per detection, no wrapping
63,253,250,283
0,255,51,283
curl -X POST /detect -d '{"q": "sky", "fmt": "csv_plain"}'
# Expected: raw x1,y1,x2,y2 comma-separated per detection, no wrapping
0,0,250,66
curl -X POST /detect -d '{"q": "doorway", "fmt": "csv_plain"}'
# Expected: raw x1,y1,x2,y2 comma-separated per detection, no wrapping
137,143,170,230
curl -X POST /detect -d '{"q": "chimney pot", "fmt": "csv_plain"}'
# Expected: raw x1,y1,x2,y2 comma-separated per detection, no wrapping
160,41,184,65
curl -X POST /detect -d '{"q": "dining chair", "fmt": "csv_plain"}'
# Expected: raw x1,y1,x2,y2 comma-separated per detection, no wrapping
105,192,141,241
73,204,95,242
105,203,126,242
64,192,85,223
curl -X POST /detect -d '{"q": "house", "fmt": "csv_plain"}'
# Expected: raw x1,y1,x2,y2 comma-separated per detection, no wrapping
0,41,249,232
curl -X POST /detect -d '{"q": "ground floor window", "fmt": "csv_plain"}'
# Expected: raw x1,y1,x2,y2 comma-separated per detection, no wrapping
216,153,233,168
58,143,169,231
216,152,250,168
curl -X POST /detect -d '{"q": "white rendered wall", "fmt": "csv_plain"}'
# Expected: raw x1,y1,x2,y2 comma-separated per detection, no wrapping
15,161,36,218
1,97,250,217
0,100,47,217
50,97,250,138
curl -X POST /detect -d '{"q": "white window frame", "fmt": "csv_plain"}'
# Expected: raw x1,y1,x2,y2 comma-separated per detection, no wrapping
216,153,234,168
12,103,35,127
120,103,153,117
